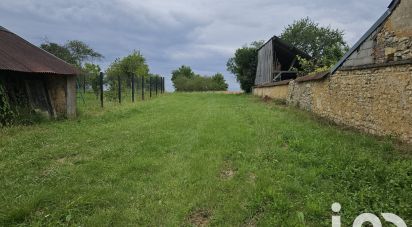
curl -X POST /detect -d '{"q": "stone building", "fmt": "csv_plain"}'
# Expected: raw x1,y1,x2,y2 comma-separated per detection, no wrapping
0,26,78,119
331,0,411,71
254,0,412,143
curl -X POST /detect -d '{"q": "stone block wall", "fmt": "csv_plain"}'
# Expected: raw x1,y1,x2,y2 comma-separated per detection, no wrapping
376,21,412,63
253,0,412,143
287,80,321,111
47,76,67,118
252,84,289,100
285,63,412,143
66,75,77,118
342,0,412,68
376,0,412,63
46,75,77,118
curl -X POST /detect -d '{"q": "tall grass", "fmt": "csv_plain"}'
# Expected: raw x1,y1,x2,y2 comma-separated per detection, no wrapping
0,93,411,226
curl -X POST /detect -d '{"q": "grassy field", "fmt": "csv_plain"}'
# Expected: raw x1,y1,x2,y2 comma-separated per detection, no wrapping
0,93,411,226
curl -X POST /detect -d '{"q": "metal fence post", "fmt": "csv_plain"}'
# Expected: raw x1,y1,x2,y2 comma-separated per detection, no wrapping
118,75,121,104
149,77,152,98
131,74,135,103
83,74,86,94
100,72,104,108
163,77,165,93
155,77,158,96
141,76,145,101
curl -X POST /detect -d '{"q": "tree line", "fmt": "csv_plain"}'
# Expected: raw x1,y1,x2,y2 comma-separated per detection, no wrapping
171,66,228,92
40,17,348,95
41,41,228,93
40,41,155,98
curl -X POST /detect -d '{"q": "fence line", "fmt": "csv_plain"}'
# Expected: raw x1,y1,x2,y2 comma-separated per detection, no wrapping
78,72,166,108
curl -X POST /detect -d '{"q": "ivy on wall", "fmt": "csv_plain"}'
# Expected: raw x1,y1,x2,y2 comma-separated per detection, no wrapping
0,80,15,126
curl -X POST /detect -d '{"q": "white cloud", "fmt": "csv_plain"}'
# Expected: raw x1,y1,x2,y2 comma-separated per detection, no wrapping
0,0,391,91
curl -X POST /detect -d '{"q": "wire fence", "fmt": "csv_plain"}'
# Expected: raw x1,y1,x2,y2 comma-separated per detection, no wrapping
76,72,165,109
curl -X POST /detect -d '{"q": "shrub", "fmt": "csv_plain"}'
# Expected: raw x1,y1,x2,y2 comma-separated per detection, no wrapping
172,66,228,92
0,81,15,126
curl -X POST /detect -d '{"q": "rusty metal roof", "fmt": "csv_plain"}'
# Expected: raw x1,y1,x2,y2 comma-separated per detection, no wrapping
0,26,79,75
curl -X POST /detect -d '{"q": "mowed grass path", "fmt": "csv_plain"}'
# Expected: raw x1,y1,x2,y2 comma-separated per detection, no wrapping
1,93,411,226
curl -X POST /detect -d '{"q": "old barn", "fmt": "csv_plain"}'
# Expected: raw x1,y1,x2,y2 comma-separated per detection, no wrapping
255,36,310,86
0,26,78,119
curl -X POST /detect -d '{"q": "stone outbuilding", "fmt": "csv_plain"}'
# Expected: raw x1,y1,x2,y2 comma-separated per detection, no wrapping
0,26,78,119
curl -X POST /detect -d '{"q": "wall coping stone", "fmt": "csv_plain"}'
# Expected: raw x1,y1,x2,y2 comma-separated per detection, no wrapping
254,79,292,88
337,59,412,72
295,71,330,83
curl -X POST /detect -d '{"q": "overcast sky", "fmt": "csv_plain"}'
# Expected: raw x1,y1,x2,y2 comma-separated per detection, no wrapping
0,0,391,91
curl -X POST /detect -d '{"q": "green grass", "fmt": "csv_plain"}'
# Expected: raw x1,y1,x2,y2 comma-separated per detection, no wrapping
0,93,411,226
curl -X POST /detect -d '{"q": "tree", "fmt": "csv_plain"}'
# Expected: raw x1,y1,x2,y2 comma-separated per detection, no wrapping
65,40,103,67
171,65,195,85
41,40,104,93
40,40,103,68
280,17,349,73
171,66,228,92
82,63,101,97
40,42,76,65
119,50,149,79
105,51,150,99
106,51,149,82
226,41,264,93
211,73,228,91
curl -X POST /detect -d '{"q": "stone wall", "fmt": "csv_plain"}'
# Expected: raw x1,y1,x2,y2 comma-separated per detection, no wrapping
253,0,412,143
0,73,77,119
66,75,77,118
376,22,412,63
47,75,77,119
47,76,67,118
254,63,412,143
252,84,289,100
285,63,412,143
287,80,321,112
377,0,412,63
342,0,412,68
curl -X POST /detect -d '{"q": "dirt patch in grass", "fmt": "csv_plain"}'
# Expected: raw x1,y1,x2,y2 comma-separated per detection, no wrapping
187,209,212,226
220,162,236,180
56,157,73,165
243,207,264,227
41,154,83,177
262,96,272,103
55,153,84,166
259,96,287,108
248,172,256,184
220,169,235,180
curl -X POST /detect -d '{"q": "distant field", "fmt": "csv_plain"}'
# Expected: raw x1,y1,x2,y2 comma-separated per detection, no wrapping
0,93,411,226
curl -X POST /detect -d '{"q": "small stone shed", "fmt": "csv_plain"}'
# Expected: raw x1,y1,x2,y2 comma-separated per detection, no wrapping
0,26,78,118
255,36,311,86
